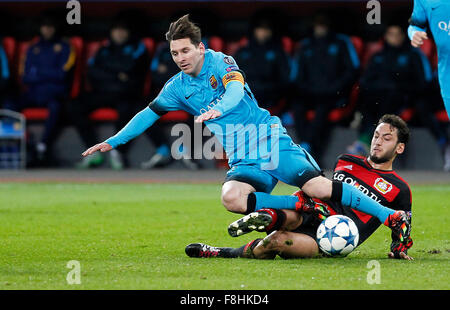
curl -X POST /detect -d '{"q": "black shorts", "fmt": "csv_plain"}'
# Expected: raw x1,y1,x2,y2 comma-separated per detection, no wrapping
291,212,320,240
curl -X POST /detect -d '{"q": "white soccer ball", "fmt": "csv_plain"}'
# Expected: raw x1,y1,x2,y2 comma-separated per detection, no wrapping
316,215,359,256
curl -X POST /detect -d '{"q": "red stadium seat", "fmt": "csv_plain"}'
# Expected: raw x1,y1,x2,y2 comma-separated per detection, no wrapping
141,37,155,58
21,107,49,120
281,36,294,56
18,37,84,121
208,36,225,52
436,110,449,123
15,37,39,85
160,110,190,122
14,37,43,121
141,37,155,98
225,36,248,56
399,107,415,122
350,36,364,60
419,38,438,70
362,39,383,67
2,37,16,65
89,107,119,121
305,37,363,123
69,36,84,99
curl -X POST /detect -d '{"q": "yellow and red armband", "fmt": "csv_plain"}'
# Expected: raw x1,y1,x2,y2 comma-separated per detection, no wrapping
222,71,245,88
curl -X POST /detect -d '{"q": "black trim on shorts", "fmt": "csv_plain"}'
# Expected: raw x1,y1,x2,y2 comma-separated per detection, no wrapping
291,213,320,240
223,174,269,193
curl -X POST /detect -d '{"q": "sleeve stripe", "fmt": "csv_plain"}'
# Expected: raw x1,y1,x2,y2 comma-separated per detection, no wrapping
63,46,76,72
0,47,9,79
222,71,244,88
337,34,360,68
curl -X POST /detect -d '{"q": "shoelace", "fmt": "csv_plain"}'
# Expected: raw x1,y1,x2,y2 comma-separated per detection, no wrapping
199,245,219,257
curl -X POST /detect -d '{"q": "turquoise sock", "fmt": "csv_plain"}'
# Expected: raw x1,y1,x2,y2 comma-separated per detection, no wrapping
341,182,394,223
253,192,298,211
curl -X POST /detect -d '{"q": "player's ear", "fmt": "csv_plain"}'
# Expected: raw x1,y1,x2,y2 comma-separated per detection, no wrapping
396,142,405,155
198,41,206,54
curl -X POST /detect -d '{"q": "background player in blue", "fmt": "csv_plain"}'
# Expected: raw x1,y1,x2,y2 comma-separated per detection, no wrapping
81,14,411,246
408,0,450,118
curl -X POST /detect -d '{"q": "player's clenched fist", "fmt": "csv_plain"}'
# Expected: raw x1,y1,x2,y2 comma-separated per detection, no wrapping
82,142,112,157
411,31,428,48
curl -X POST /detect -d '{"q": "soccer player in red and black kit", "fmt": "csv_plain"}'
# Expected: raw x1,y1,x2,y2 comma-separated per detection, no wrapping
186,114,414,260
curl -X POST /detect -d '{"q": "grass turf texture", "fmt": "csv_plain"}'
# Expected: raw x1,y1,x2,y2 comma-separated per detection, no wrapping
0,182,448,290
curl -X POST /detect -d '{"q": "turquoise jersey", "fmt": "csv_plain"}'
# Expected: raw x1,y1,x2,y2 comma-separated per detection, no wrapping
408,0,450,99
149,49,283,167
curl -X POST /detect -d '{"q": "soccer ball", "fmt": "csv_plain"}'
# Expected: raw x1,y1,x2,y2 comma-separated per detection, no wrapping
316,215,359,256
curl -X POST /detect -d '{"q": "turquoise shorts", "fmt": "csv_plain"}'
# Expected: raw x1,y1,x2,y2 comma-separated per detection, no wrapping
224,126,323,193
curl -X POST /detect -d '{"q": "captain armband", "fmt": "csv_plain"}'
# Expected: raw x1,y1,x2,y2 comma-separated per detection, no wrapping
222,71,245,88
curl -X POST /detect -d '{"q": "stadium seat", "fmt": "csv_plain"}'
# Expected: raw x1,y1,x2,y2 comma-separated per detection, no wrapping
399,107,415,122
82,39,117,122
15,37,39,85
69,36,84,99
435,109,449,123
141,37,155,58
208,36,224,52
361,39,383,67
398,107,449,124
419,38,438,70
14,37,44,122
224,36,248,56
141,37,155,98
89,107,118,121
305,37,363,123
159,110,190,122
2,37,16,66
16,37,84,122
350,36,364,60
281,36,294,56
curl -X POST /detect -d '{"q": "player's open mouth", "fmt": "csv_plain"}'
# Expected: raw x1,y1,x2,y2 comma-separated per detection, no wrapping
180,63,190,70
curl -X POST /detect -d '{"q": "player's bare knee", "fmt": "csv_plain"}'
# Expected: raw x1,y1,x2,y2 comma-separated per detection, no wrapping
221,187,246,213
302,176,332,200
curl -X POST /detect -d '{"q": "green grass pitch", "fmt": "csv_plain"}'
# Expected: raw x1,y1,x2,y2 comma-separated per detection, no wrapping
0,182,448,290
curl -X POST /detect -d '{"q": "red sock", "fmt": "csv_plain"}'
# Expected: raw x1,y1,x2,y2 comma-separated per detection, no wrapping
257,208,286,232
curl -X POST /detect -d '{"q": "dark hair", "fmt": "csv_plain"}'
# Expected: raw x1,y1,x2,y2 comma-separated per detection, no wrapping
377,114,410,145
165,14,202,46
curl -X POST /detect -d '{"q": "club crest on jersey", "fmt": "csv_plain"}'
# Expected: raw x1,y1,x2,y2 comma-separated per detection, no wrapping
209,75,218,89
374,178,393,194
223,56,235,65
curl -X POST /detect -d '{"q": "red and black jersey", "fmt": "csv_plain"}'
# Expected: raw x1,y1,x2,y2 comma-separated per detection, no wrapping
325,154,412,245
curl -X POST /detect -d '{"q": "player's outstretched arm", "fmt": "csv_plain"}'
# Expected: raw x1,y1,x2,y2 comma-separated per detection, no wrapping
81,107,160,157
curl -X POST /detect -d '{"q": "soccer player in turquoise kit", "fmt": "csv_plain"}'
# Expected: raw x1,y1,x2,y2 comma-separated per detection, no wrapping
408,0,450,118
82,15,411,246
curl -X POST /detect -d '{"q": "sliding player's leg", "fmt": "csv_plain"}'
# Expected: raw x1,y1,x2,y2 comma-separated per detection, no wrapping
301,175,411,243
185,231,319,259
228,208,302,237
228,192,331,238
252,231,319,259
